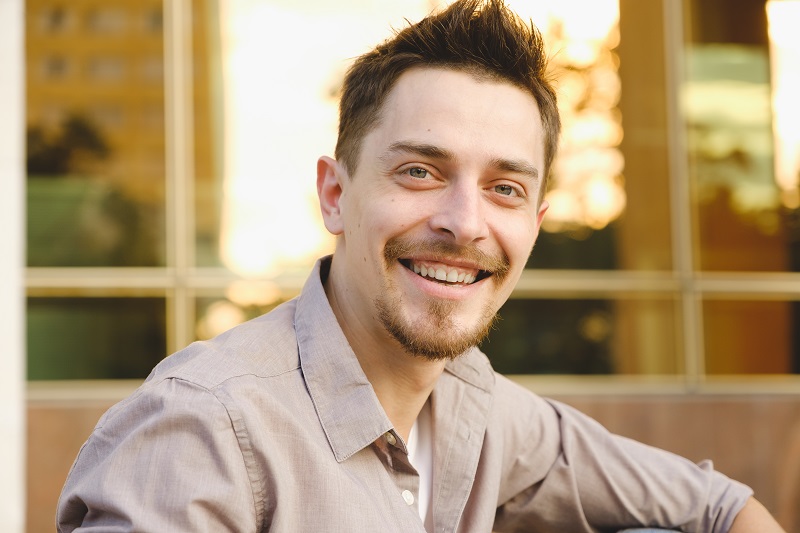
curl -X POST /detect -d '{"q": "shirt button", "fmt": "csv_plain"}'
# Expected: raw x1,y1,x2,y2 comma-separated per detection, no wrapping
402,490,415,506
386,432,397,446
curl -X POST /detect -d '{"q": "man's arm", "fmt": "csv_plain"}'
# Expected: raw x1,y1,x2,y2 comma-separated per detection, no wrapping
729,497,786,533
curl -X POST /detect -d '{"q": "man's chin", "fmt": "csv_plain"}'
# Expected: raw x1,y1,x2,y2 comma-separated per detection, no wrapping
375,297,498,361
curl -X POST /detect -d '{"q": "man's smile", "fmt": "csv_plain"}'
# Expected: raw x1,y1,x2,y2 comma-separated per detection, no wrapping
398,258,492,286
384,236,510,289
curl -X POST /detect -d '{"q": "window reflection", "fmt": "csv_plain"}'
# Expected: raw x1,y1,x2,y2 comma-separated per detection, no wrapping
518,0,626,234
193,0,223,267
27,297,166,380
485,297,679,375
196,289,285,340
704,299,799,374
688,0,800,273
26,0,166,267
767,0,800,211
214,1,438,276
23,0,800,380
215,0,633,275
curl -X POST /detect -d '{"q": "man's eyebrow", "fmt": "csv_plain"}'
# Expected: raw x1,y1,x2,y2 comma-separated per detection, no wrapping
490,157,540,181
381,141,455,163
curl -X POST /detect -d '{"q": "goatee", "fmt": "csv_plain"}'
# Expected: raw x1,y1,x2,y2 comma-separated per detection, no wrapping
375,236,509,361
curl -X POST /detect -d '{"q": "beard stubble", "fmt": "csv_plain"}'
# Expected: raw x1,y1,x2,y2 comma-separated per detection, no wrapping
375,236,509,361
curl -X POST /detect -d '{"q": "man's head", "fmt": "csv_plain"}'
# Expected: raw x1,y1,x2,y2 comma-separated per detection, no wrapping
335,0,560,191
318,1,556,362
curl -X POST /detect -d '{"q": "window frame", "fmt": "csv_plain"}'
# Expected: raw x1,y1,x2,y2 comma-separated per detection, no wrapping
24,0,800,395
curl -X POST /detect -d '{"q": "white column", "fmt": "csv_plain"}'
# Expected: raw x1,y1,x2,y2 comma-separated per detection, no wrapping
0,0,26,531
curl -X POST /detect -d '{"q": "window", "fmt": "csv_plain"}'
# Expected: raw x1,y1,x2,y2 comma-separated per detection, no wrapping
143,7,163,33
40,55,69,79
87,57,126,82
26,1,167,379
25,0,800,391
140,56,164,82
86,8,128,34
39,6,69,33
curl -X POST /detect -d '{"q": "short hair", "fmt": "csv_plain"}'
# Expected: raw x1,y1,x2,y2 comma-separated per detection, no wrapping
335,0,560,188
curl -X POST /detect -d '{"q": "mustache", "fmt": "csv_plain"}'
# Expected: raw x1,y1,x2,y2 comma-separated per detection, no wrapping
383,236,510,279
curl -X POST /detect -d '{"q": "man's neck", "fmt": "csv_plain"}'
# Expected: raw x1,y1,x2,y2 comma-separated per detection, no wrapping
355,341,445,443
323,262,447,442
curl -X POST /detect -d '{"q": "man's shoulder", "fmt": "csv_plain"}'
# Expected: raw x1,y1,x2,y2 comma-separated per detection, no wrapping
146,297,302,390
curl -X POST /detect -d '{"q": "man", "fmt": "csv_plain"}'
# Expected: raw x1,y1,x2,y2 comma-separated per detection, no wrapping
57,1,785,531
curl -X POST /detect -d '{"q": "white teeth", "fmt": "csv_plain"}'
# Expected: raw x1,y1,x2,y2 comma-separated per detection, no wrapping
408,261,480,285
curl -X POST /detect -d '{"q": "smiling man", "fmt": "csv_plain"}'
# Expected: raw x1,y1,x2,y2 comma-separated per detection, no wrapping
57,1,785,532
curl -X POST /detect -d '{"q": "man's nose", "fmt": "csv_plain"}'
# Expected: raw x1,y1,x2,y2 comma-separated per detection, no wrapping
428,183,489,246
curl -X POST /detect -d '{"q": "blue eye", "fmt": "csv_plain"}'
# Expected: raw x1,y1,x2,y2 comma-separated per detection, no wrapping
495,184,516,196
408,167,428,179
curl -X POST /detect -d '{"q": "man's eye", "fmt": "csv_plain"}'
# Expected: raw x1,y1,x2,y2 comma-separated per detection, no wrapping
407,167,428,179
494,184,517,196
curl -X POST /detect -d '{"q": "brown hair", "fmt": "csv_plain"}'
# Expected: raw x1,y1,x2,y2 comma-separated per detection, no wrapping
335,0,560,186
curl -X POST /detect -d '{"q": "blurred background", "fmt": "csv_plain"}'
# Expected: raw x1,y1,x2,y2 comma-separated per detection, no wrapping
3,0,800,530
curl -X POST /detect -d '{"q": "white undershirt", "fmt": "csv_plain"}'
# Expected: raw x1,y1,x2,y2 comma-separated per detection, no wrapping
407,399,434,531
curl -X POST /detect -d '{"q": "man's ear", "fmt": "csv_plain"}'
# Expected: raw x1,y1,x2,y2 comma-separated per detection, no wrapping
536,199,549,228
317,155,346,236
530,200,549,244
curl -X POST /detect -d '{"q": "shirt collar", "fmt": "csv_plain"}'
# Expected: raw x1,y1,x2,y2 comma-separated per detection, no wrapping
295,257,393,463
443,347,495,393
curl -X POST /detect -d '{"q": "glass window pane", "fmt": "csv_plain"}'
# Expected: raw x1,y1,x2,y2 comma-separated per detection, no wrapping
193,0,224,267
195,290,285,341
703,299,799,374
484,297,680,375
203,1,674,275
524,0,673,271
686,0,800,272
26,1,166,267
615,0,674,271
27,297,167,380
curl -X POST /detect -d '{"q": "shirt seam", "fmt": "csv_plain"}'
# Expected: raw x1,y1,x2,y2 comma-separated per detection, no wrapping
171,377,267,531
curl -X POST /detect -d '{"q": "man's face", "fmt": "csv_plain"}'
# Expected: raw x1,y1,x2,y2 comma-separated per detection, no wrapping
321,67,548,360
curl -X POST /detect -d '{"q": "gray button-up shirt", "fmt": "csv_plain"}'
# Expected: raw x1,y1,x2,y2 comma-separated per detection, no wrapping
57,257,752,532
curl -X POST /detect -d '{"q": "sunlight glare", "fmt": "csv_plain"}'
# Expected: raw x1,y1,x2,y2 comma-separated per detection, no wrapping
218,0,431,277
767,0,800,208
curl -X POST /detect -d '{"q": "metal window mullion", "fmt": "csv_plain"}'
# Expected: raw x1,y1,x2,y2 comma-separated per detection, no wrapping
663,0,704,389
164,0,195,354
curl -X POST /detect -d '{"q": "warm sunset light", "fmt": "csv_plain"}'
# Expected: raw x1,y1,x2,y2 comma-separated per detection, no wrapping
217,0,433,278
511,0,625,233
218,0,624,275
767,0,800,209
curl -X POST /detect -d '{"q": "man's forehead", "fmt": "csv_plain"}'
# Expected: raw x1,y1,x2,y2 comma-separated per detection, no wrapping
363,67,545,168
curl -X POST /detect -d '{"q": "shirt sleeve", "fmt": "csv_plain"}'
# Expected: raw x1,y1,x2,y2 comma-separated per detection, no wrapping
56,377,260,533
495,395,753,533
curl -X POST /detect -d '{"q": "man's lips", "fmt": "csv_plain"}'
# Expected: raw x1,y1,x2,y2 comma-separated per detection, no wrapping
385,236,509,288
398,258,490,285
